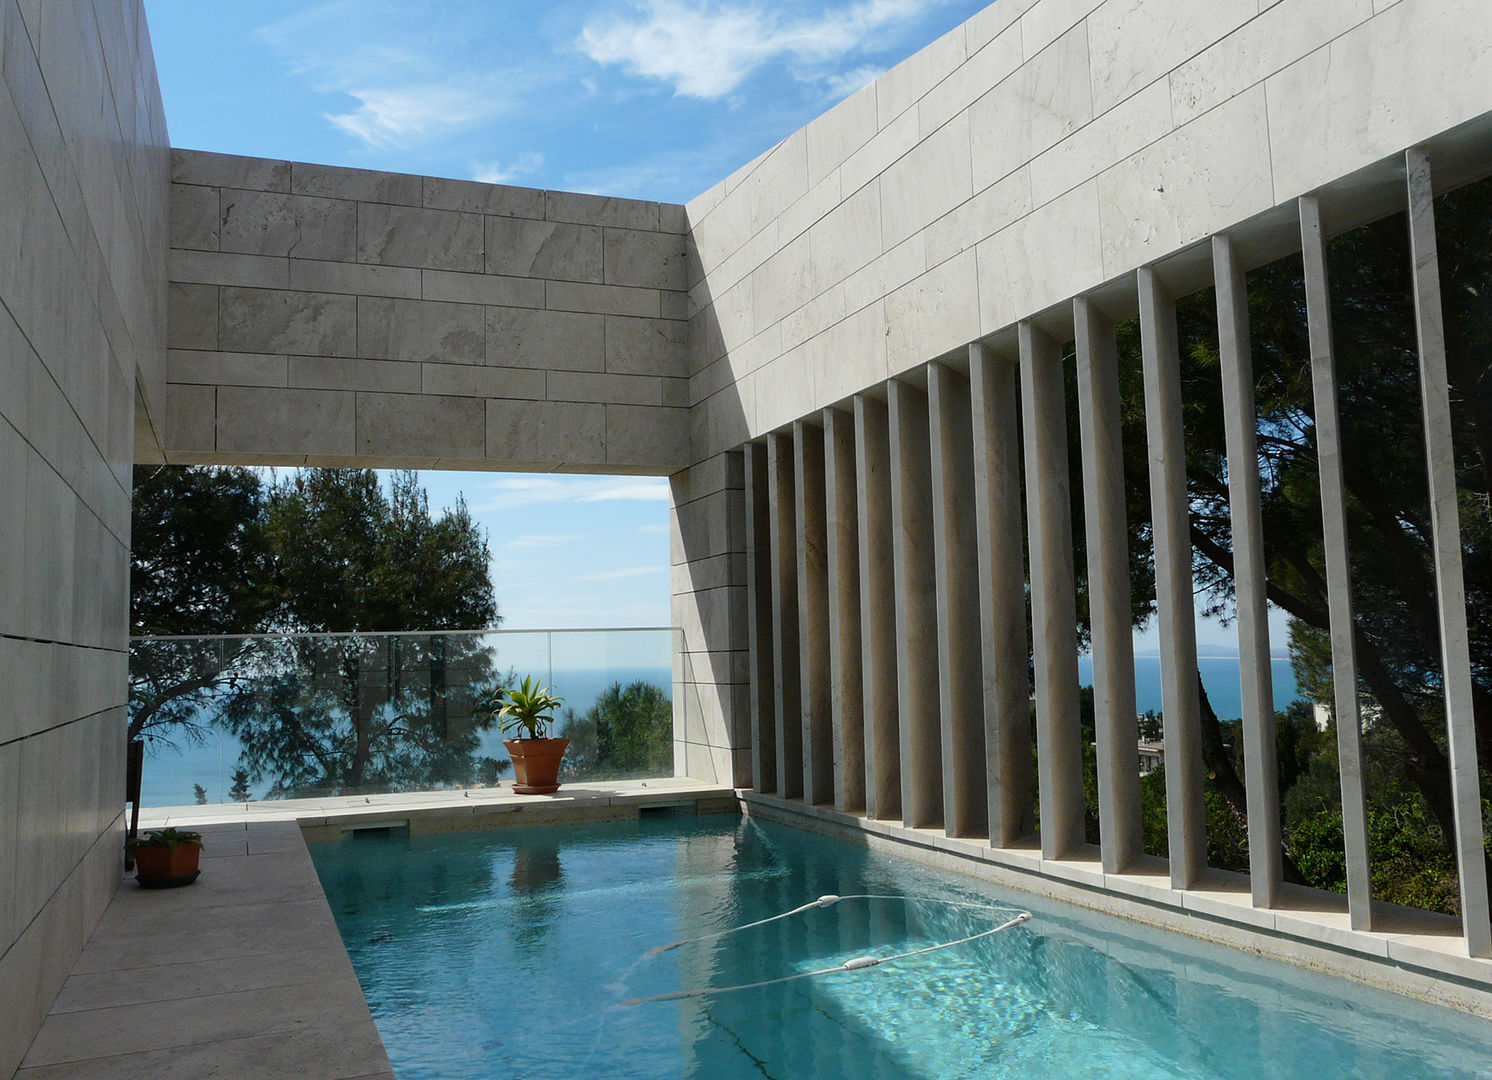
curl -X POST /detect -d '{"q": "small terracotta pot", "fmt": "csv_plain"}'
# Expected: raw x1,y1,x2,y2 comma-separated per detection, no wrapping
132,842,202,887
504,737,570,794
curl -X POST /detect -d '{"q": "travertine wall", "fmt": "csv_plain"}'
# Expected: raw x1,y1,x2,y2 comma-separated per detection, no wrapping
670,451,749,784
0,2,169,1074
684,0,1492,454
163,151,690,473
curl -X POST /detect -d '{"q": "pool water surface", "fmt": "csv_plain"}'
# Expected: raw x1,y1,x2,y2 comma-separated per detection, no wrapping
310,814,1492,1080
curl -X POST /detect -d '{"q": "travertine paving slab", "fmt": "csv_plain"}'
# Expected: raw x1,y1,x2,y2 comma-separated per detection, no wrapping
16,821,392,1080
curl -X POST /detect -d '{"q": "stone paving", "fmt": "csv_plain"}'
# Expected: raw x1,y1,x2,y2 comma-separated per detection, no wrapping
16,779,737,1079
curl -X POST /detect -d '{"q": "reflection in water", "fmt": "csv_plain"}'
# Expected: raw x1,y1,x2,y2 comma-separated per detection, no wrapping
509,842,564,954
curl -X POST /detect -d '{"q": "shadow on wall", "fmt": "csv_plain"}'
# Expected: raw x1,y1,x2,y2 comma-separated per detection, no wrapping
671,258,751,787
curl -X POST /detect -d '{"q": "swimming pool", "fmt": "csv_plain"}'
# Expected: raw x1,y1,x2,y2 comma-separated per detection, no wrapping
310,814,1492,1080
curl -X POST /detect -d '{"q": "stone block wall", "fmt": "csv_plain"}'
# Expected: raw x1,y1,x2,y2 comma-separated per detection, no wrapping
0,2,169,1075
670,451,749,785
684,0,1492,455
163,151,691,473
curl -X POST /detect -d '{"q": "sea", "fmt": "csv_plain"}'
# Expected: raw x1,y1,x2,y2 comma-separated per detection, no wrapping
138,657,1300,807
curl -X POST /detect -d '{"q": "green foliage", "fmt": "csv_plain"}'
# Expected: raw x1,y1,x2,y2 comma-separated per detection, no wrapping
1100,175,1492,917
192,783,207,805
561,681,673,780
128,827,202,851
490,676,564,739
130,467,504,799
229,768,252,802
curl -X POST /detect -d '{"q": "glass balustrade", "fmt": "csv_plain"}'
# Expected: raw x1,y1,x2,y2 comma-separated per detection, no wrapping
128,628,682,808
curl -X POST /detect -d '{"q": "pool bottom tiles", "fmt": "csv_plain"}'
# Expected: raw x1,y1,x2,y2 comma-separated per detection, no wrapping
309,814,1492,1080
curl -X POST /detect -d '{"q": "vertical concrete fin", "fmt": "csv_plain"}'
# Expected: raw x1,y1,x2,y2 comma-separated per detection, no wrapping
970,343,1034,846
1405,148,1492,958
929,361,987,840
889,378,942,829
1298,194,1373,930
855,394,901,820
794,419,832,805
1019,321,1084,860
1213,233,1284,908
1074,298,1142,874
768,431,804,798
1138,267,1207,889
745,441,777,794
825,406,865,814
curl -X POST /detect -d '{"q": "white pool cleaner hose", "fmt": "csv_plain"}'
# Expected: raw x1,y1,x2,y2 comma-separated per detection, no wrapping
620,895,1033,1006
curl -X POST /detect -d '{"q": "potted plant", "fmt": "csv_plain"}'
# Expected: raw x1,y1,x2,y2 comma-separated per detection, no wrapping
494,676,569,794
127,827,204,888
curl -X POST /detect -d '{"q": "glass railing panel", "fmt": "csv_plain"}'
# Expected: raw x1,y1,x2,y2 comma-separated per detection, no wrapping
545,628,677,782
129,628,683,809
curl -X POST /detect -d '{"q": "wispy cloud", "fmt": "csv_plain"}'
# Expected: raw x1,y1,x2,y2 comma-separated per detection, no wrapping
255,1,515,148
473,475,669,512
472,151,547,185
577,566,667,581
636,522,670,534
326,83,506,148
820,64,884,100
577,481,670,503
578,0,935,99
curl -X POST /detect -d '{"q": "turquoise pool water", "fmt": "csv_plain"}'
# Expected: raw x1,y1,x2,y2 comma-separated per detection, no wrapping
310,815,1492,1080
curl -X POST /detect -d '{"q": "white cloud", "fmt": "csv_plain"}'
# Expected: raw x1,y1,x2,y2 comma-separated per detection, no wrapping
576,566,667,582
820,64,884,100
578,0,934,99
473,475,669,512
472,151,546,185
636,523,670,534
326,83,505,148
256,2,514,148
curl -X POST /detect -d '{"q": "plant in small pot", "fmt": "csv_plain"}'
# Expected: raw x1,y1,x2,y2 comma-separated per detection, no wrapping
127,827,204,888
495,676,569,795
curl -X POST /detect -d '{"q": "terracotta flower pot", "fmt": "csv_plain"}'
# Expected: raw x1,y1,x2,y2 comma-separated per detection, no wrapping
132,841,202,888
504,737,570,794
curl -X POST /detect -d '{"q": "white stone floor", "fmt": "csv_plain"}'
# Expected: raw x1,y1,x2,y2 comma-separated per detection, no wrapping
16,778,737,1079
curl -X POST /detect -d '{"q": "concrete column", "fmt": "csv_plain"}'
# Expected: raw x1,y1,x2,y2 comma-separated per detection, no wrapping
1138,267,1207,888
889,378,943,829
767,430,803,799
824,406,866,813
1019,321,1085,860
794,419,833,805
1405,147,1492,957
928,361,988,839
1298,194,1373,929
744,441,777,793
1074,297,1142,873
1213,233,1284,908
855,394,901,820
970,343,1034,846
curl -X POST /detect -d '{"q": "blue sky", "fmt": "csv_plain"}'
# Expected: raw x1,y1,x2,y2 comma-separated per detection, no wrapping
143,0,989,628
143,0,990,205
